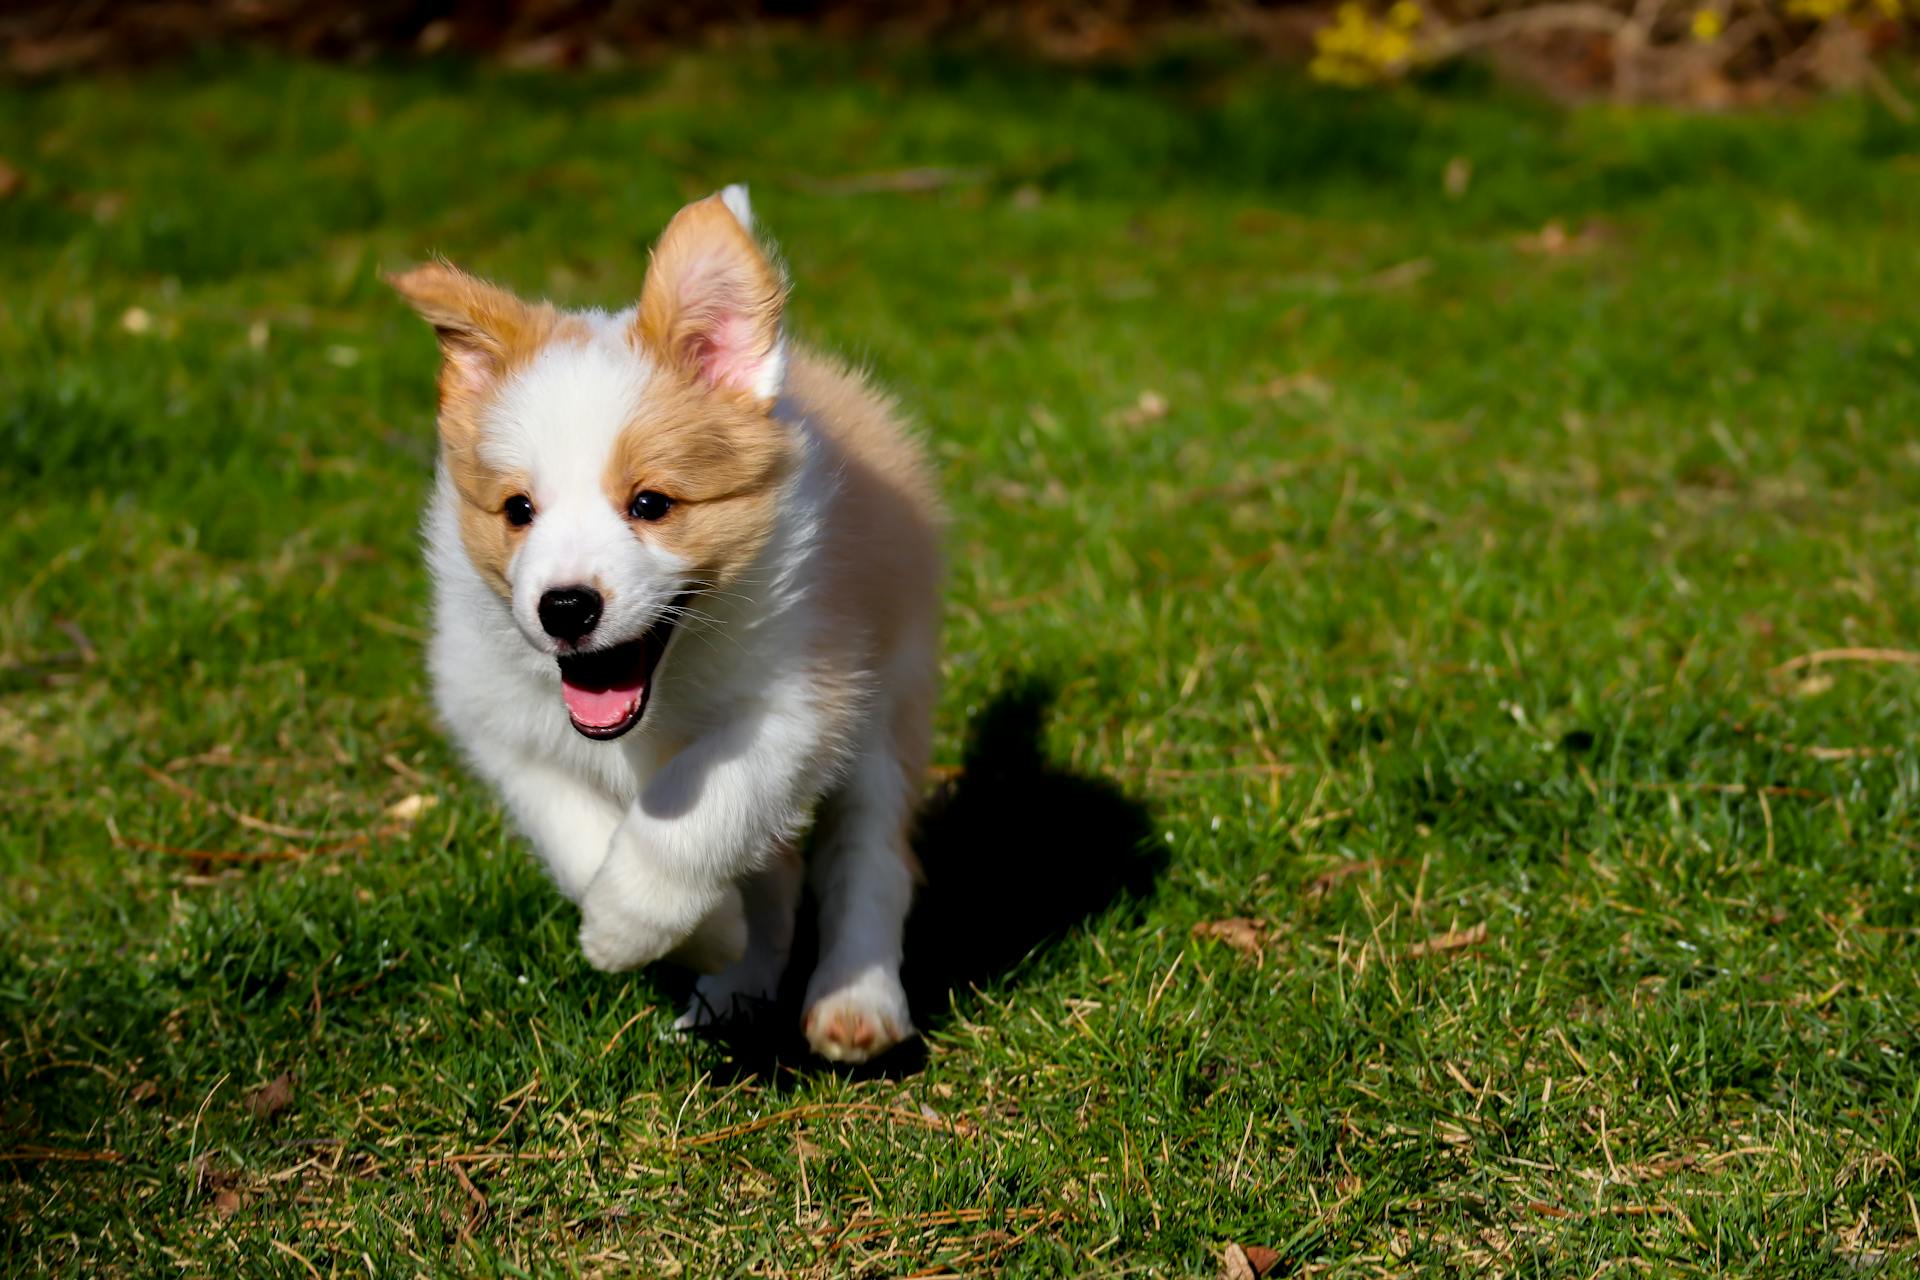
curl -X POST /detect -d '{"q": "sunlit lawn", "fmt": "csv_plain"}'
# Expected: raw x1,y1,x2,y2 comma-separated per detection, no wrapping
5,41,1920,1276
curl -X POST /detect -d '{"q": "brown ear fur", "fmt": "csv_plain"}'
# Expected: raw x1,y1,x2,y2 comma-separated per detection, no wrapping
634,196,786,407
390,262,581,599
388,262,564,446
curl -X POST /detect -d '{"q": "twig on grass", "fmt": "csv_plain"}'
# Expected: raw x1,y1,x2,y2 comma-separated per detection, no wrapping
268,1240,324,1280
1140,762,1301,780
412,1151,569,1169
827,1205,1055,1250
1528,1199,1680,1220
1721,717,1894,761
1771,647,1920,675
598,1005,658,1059
1431,1,1629,59
136,762,328,840
113,831,372,865
1630,781,1822,799
483,1073,542,1148
449,1160,489,1239
0,1146,124,1164
56,619,97,663
184,1072,231,1210
910,1208,1070,1274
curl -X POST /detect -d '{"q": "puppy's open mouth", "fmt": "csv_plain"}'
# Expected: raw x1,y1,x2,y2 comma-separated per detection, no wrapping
555,596,687,741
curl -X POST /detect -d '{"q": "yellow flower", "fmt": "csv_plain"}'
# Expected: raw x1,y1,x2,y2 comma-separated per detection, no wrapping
1311,3,1421,85
1690,7,1724,39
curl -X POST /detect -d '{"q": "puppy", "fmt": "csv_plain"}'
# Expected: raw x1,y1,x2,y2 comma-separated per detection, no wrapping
391,186,940,1062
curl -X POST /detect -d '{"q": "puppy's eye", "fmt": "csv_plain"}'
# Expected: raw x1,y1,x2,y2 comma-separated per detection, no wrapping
504,494,534,527
628,490,674,522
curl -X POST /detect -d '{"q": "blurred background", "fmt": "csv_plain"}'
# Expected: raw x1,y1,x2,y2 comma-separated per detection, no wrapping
4,0,1917,100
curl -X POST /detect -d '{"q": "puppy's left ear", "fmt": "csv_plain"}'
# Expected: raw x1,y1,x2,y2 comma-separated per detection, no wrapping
635,184,788,409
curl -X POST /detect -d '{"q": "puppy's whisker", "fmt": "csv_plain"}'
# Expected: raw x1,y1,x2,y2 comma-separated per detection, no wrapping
689,585,759,607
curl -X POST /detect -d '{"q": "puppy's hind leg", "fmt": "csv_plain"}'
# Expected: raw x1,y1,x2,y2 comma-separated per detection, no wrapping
676,841,803,1030
803,698,927,1063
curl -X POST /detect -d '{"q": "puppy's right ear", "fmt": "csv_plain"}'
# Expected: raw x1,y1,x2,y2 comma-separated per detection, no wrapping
387,262,539,429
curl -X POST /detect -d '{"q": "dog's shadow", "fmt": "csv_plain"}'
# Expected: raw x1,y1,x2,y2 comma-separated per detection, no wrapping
688,679,1160,1081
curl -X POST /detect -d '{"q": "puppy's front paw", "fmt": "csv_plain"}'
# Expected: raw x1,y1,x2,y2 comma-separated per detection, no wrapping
577,896,677,973
578,879,746,976
803,966,914,1063
577,867,685,973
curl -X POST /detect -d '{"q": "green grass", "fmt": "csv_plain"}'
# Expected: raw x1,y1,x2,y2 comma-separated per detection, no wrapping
5,39,1920,1276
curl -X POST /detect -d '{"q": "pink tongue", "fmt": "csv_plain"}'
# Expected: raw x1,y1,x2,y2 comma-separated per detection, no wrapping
561,677,644,729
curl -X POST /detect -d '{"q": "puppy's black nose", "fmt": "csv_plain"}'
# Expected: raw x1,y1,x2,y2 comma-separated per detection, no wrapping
538,586,602,642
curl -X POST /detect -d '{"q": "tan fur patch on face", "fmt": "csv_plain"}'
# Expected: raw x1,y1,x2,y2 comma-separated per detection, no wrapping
447,463,531,599
603,372,799,592
390,262,592,598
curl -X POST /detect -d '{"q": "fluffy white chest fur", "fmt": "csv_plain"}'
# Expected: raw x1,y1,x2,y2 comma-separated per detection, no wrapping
395,187,941,1062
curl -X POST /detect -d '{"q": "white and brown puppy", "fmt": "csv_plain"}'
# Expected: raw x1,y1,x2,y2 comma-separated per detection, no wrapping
391,186,940,1062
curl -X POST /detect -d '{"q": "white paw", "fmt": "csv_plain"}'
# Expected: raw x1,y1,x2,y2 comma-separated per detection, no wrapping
577,896,677,973
578,882,745,975
803,966,914,1063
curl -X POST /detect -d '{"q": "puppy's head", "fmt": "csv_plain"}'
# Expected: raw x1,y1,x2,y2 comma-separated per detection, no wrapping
392,186,797,741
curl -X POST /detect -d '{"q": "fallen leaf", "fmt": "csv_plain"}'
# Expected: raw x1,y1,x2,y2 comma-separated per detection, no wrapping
1516,219,1612,257
0,159,22,200
213,1189,243,1217
1222,1241,1282,1279
128,1080,159,1105
1112,389,1169,427
1407,921,1488,958
1191,918,1269,959
1254,373,1332,404
195,1150,238,1200
1793,674,1835,699
1520,220,1573,255
242,1073,294,1120
385,793,439,823
1367,258,1431,290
